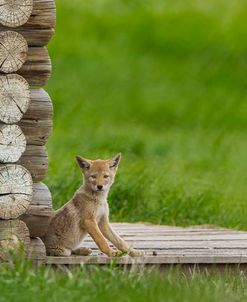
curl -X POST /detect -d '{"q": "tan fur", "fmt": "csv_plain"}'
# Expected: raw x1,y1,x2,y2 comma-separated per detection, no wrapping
42,154,144,257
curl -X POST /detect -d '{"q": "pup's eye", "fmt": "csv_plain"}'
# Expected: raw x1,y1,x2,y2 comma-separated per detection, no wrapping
91,175,97,179
104,175,109,179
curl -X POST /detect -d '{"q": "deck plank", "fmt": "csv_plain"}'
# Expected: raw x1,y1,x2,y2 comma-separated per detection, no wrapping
46,223,247,265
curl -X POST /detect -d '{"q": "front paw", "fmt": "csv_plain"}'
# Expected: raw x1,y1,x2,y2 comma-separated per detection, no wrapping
129,248,145,257
106,248,121,257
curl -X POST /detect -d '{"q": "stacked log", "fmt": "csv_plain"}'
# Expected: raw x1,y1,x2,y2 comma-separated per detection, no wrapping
0,220,30,261
21,183,53,238
0,0,56,264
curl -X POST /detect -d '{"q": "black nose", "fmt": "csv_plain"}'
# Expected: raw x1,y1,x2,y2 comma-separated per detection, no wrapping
97,185,103,190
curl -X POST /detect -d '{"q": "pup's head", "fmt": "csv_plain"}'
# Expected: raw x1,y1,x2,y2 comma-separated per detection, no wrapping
76,153,121,193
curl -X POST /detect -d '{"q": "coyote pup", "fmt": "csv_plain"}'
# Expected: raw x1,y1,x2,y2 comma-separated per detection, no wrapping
42,154,143,257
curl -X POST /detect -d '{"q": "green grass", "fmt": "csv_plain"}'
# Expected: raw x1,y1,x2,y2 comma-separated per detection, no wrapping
46,0,247,230
2,1,247,300
1,260,247,302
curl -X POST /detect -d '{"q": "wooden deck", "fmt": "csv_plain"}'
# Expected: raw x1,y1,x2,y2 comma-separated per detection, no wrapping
46,223,247,265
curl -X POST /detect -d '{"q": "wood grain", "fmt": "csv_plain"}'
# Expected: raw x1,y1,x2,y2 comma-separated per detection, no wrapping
27,237,46,264
0,0,33,28
17,47,51,86
0,74,30,124
0,164,33,219
31,182,52,208
17,145,48,181
0,124,26,163
17,88,53,145
21,182,53,237
47,254,247,265
0,145,49,181
0,31,28,73
0,0,56,46
0,220,30,261
46,223,247,265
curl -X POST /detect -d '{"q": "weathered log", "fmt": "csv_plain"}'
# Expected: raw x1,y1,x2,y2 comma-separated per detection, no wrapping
0,31,28,73
17,47,51,86
31,182,52,208
21,182,53,237
0,124,26,163
17,145,48,181
0,146,48,181
18,0,56,29
0,0,56,46
0,28,54,47
0,74,30,124
0,88,53,145
27,237,46,264
0,220,30,261
0,0,55,32
26,89,53,120
18,88,53,145
0,165,33,219
0,0,33,28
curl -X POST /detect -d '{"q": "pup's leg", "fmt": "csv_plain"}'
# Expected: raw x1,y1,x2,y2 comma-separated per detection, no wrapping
99,216,144,257
46,247,71,256
72,247,92,256
82,219,120,257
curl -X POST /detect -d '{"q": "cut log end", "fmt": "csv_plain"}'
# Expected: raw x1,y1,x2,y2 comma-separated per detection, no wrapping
0,74,30,124
0,0,56,46
0,220,30,261
0,0,33,27
0,164,33,219
0,125,26,163
0,31,28,73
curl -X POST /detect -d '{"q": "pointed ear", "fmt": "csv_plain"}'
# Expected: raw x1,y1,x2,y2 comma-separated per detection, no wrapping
76,156,91,171
109,153,121,170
